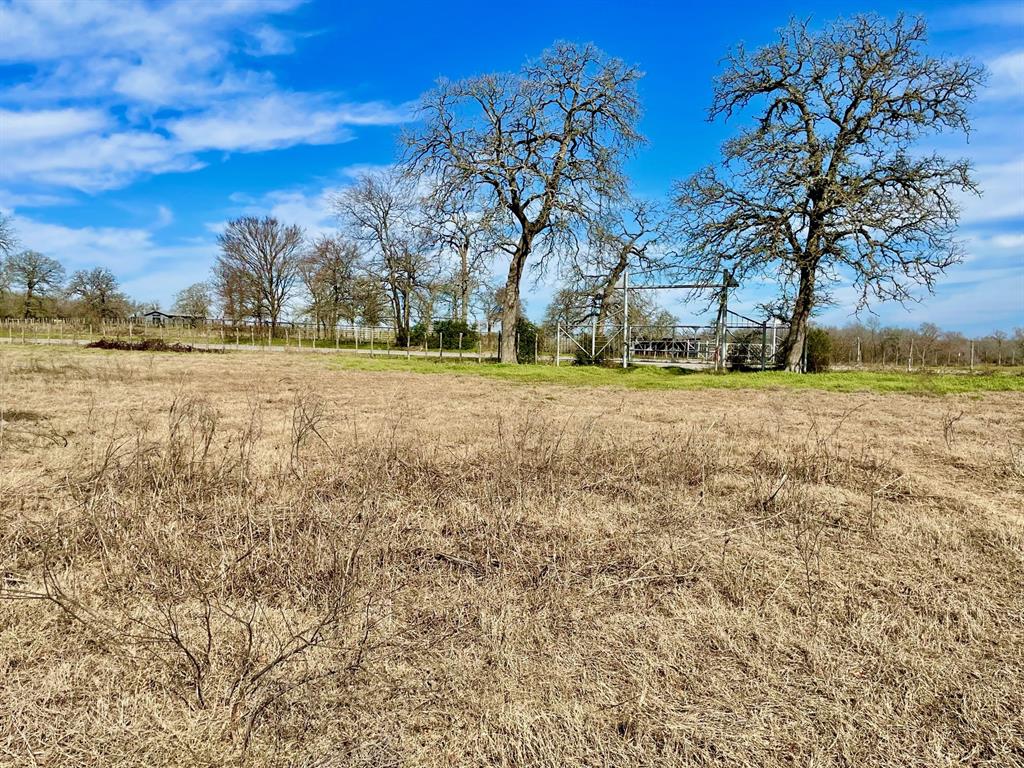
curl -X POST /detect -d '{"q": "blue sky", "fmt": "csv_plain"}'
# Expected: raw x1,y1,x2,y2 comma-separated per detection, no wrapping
1,0,1021,333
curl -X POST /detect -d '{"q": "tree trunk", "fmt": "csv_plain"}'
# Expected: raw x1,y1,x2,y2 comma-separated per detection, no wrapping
499,236,531,363
595,252,629,332
783,264,816,371
459,238,470,325
402,285,411,344
388,284,403,342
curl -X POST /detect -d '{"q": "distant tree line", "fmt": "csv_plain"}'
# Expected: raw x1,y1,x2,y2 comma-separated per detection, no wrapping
0,16,1006,369
0,215,135,321
814,321,1024,368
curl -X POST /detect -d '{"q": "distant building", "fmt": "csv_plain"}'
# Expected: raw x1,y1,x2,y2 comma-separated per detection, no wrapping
135,310,205,327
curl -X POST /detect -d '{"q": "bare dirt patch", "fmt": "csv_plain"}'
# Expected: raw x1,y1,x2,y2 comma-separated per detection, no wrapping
0,408,45,422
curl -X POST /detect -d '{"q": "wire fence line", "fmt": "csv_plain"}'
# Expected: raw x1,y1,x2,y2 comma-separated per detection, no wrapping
1,315,778,369
0,317,509,360
3,316,1011,372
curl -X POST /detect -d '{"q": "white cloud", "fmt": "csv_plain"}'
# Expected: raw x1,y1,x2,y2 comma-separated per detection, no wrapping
155,205,174,228
166,99,411,154
247,25,295,57
0,190,76,209
168,95,358,153
1,107,109,143
959,155,1024,224
990,233,1024,249
931,2,1024,30
0,0,302,63
263,189,340,235
223,186,340,237
11,214,159,272
983,49,1024,101
989,50,1024,81
815,263,1024,335
0,131,202,191
0,0,408,193
121,263,214,308
218,164,399,236
0,97,411,193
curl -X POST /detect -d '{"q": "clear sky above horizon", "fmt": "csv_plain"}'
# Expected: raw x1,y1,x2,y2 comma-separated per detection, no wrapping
1,0,1021,333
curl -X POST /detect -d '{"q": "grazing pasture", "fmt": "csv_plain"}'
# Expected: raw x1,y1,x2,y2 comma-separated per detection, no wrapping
1,346,1022,767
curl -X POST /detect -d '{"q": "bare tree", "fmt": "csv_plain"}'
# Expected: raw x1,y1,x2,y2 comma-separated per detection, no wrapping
352,274,387,326
579,197,668,331
215,217,303,334
671,15,983,370
333,170,435,344
542,285,594,334
405,42,644,362
0,213,16,257
916,322,941,365
423,189,500,324
991,330,1008,366
300,235,359,332
5,250,65,318
133,299,161,315
66,267,130,320
211,260,260,325
0,216,15,313
472,280,504,336
172,282,213,319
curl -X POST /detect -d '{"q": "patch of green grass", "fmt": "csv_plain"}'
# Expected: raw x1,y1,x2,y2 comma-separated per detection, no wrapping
328,354,1024,394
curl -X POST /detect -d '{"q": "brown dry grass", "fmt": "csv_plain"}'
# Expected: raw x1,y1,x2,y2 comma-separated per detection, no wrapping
1,346,1022,767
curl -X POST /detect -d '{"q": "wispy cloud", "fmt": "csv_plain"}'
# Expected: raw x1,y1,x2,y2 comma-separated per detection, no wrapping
216,164,400,237
155,205,174,228
1,131,200,191
10,213,163,272
246,25,297,57
1,107,109,143
223,184,340,237
930,2,1024,31
983,49,1024,100
167,96,411,153
959,155,1024,224
0,0,408,194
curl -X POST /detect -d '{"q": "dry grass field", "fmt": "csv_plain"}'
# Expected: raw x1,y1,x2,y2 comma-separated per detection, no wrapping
1,346,1022,767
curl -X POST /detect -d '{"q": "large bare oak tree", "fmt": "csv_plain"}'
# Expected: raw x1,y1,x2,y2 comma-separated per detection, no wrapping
5,250,65,318
671,15,984,370
404,42,644,362
66,267,130,320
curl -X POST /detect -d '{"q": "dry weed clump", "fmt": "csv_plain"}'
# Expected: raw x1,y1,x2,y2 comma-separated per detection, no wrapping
1,348,1022,767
